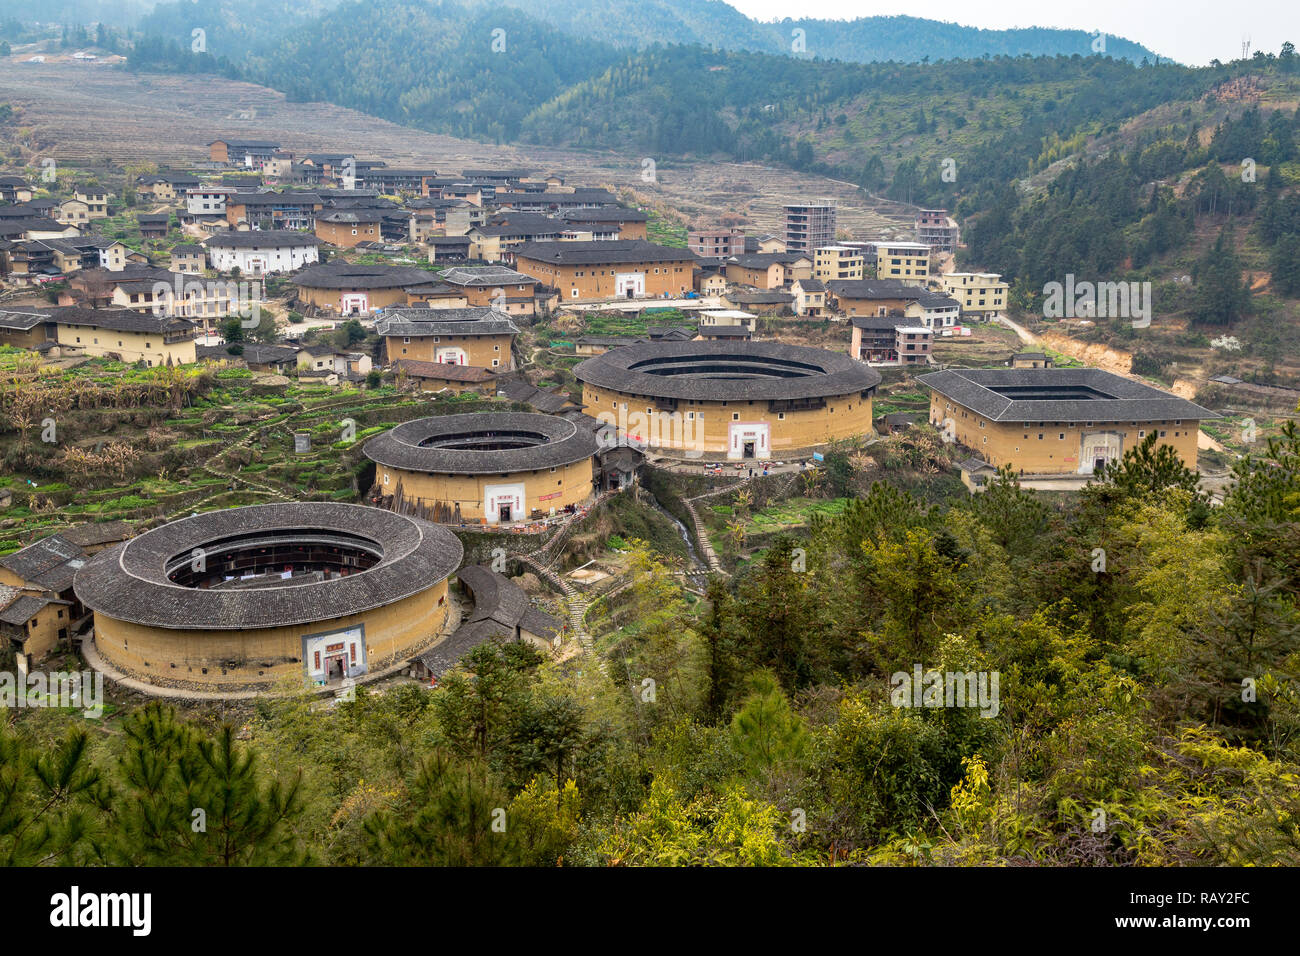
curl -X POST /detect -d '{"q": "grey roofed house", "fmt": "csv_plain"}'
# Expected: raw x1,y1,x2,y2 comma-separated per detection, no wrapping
727,291,794,305
414,565,561,677
576,334,647,348
513,239,696,265
827,278,928,300
561,206,649,223
851,314,911,330
58,520,135,551
374,307,520,338
363,412,598,475
727,253,807,268
0,534,88,594
916,368,1220,424
0,218,71,238
212,343,300,366
232,191,323,207
574,340,881,402
74,503,462,631
796,277,827,292
0,593,63,627
205,230,319,249
391,358,495,383
646,326,694,341
497,379,574,414
292,262,434,289
438,265,536,287
44,306,195,336
171,243,204,254
696,324,752,337
318,209,385,224
0,308,54,331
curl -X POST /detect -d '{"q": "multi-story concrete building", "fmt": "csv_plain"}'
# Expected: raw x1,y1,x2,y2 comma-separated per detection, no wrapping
783,202,836,254
916,208,960,254
873,241,931,280
940,272,1009,318
813,244,865,282
688,228,746,258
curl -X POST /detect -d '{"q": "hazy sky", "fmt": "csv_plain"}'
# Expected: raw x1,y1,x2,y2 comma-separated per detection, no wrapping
729,0,1300,66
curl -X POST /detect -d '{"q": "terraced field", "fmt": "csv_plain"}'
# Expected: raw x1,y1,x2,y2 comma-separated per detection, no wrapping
0,60,908,238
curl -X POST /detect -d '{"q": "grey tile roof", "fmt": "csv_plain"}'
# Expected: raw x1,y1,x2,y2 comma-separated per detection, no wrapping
916,368,1220,424
0,594,59,627
293,262,434,290
205,230,319,249
575,340,881,402
439,265,535,287
514,240,697,266
363,412,597,474
828,279,927,300
0,534,87,593
0,308,53,332
374,307,519,337
46,306,195,336
392,358,494,382
73,503,462,630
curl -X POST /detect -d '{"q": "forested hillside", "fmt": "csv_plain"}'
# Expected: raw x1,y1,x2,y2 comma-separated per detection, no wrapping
6,432,1300,865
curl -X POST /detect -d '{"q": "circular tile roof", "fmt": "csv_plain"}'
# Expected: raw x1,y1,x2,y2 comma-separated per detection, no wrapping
74,503,462,630
574,340,880,401
363,412,598,474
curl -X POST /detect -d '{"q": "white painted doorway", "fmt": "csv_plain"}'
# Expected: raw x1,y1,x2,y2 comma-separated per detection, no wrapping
727,422,770,460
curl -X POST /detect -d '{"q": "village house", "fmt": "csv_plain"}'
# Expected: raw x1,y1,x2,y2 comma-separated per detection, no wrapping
75,187,110,219
784,202,836,254
46,306,197,366
873,240,931,280
0,308,57,351
208,139,281,168
137,212,172,239
170,244,205,274
722,290,794,315
561,207,649,240
314,210,383,248
437,265,540,317
291,262,436,314
918,367,1218,476
0,582,72,664
813,244,865,282
199,342,301,373
791,277,828,317
0,176,34,203
136,173,200,202
204,230,320,274
296,344,372,381
186,186,235,217
688,228,745,257
827,278,928,317
426,235,473,263
376,307,520,369
513,240,697,301
1010,351,1054,369
695,269,729,296
724,253,812,290
392,357,497,394
940,272,1009,319
849,316,933,366
916,208,960,254
225,191,323,230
